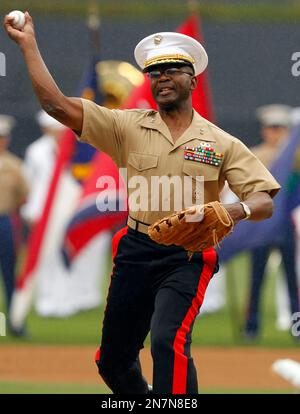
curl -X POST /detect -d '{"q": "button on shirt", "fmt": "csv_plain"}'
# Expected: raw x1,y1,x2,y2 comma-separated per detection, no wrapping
78,99,280,225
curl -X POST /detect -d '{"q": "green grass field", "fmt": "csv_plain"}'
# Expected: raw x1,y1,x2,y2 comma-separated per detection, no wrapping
0,381,291,394
0,381,109,394
0,252,297,347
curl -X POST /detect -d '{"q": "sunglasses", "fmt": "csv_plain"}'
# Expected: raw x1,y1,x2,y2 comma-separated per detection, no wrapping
147,67,194,79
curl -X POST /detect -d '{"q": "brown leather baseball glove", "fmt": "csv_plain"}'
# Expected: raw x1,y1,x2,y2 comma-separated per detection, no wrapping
148,201,234,253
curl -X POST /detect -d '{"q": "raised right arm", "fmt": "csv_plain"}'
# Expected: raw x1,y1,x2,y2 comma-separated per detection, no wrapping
3,11,83,134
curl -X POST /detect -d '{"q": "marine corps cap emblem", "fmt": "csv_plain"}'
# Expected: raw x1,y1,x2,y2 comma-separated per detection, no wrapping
154,35,163,45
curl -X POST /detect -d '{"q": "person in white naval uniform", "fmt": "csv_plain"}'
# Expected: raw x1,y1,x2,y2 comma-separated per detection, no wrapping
21,110,65,224
21,110,111,317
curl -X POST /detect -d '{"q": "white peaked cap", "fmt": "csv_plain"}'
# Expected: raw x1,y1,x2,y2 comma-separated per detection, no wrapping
256,104,292,127
0,115,16,137
134,32,208,76
36,110,66,131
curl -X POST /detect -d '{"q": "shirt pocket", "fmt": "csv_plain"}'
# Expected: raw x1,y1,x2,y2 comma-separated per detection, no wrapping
182,161,220,205
182,161,219,182
127,152,159,172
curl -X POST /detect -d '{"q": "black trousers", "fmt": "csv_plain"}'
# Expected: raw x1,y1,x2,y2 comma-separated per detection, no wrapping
95,226,218,394
0,215,16,312
246,218,300,334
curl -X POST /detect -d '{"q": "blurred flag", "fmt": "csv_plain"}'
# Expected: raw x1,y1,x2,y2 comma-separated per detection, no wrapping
10,128,76,326
10,43,110,327
123,14,215,122
62,151,127,265
68,55,103,184
15,55,103,288
16,128,76,291
286,146,300,213
122,74,156,109
218,125,300,263
79,55,103,104
176,15,215,122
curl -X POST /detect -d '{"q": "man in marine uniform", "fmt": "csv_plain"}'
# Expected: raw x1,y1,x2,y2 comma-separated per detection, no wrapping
0,115,28,332
4,13,281,393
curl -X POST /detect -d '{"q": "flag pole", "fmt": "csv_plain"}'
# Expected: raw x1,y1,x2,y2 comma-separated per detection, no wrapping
187,0,199,15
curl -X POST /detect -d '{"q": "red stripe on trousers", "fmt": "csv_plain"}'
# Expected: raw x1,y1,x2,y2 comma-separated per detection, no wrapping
94,226,128,363
95,348,100,362
112,226,128,260
172,248,217,394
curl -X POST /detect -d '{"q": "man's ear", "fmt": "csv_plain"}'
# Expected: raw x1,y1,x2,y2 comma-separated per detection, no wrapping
190,76,197,91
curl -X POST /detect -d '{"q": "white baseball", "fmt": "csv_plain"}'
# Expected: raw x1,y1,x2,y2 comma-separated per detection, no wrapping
8,10,25,30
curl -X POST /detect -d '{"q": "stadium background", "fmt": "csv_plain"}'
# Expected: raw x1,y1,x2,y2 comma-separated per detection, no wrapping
0,0,300,394
1,0,300,156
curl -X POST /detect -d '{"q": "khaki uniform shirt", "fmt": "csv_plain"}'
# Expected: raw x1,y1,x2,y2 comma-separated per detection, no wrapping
251,142,283,169
78,99,280,229
0,151,28,214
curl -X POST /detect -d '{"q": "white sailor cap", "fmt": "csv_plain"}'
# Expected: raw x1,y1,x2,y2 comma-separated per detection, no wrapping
256,104,292,127
0,115,16,137
134,32,208,76
36,110,66,131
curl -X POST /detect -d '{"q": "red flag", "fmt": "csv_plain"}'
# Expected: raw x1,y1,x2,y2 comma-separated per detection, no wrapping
123,14,215,123
16,129,75,289
62,152,127,264
122,74,157,109
10,129,77,328
176,15,215,122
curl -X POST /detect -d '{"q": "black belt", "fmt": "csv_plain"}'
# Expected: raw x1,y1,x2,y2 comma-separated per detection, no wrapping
127,216,150,234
